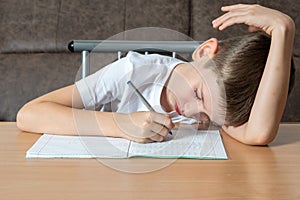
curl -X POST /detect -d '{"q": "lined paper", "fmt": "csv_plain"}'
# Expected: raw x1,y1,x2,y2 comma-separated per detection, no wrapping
26,129,227,159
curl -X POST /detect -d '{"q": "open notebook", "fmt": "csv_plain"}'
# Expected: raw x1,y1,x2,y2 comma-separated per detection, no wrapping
26,129,227,159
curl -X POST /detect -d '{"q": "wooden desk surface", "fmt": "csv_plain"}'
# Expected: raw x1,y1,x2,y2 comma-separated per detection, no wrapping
0,122,300,199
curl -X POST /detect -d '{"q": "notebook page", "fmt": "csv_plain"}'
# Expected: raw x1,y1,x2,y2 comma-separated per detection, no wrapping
128,129,227,159
26,130,227,159
26,134,130,158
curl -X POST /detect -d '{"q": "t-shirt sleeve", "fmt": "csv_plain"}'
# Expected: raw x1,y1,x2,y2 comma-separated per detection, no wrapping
75,57,130,110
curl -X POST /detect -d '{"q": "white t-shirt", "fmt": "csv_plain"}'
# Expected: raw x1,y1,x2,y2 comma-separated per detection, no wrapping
75,51,197,124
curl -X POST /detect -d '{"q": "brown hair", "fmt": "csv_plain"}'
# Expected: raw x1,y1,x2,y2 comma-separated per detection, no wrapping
212,32,295,127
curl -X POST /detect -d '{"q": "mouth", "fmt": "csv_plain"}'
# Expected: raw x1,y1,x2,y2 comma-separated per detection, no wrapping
175,103,182,115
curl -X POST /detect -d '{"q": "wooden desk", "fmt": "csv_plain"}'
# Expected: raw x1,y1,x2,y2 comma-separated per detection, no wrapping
0,122,299,199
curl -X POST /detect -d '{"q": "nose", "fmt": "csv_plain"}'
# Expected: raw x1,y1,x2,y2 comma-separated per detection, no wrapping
198,112,210,122
183,101,210,123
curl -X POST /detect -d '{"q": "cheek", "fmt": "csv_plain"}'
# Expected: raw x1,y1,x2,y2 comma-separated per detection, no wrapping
177,89,196,111
169,74,196,105
175,87,193,104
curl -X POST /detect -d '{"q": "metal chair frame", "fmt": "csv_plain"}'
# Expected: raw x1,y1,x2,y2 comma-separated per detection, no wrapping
68,40,203,78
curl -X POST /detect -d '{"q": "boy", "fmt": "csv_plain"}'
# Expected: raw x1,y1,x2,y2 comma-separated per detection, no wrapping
17,4,295,145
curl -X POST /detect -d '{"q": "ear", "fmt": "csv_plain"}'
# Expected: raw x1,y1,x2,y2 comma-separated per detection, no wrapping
192,38,219,61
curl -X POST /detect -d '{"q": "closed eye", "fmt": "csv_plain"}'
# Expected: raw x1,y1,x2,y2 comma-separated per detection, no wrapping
194,88,202,101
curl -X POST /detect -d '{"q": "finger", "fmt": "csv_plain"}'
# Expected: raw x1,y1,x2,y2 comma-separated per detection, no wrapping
152,125,171,138
212,11,246,29
248,25,260,32
212,10,240,26
122,132,154,143
217,14,249,30
151,113,174,130
149,133,164,142
221,4,250,12
150,122,169,136
134,137,154,144
149,113,174,138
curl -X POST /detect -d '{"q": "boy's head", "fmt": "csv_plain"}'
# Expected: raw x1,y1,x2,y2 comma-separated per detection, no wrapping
192,32,295,127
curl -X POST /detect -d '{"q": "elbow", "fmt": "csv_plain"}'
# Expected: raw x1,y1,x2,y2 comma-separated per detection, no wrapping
16,106,27,131
245,130,277,146
248,136,275,146
224,124,279,146
16,104,33,132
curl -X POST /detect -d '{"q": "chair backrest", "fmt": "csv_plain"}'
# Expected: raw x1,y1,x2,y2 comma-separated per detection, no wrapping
68,40,203,78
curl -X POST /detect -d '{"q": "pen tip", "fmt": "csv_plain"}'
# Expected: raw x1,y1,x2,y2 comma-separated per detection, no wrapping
127,80,131,84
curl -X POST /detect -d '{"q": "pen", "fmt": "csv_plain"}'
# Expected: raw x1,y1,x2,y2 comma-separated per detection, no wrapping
127,80,172,135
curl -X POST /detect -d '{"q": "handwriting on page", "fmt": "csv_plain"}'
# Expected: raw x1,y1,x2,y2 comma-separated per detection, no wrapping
128,129,224,158
26,129,227,159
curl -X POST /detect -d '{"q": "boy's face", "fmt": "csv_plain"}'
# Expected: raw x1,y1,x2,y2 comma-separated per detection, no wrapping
165,59,225,126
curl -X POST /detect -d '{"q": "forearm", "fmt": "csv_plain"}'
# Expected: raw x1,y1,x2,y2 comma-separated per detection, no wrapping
17,101,121,137
17,100,173,144
211,4,296,145
246,21,295,142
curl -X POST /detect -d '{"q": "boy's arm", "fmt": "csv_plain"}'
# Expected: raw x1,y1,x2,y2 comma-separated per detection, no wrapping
17,85,173,143
17,85,106,136
212,4,295,145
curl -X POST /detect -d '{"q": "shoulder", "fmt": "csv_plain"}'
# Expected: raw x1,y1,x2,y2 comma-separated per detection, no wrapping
126,51,183,66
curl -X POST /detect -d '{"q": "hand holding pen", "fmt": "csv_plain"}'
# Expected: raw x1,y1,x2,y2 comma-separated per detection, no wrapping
127,81,174,142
